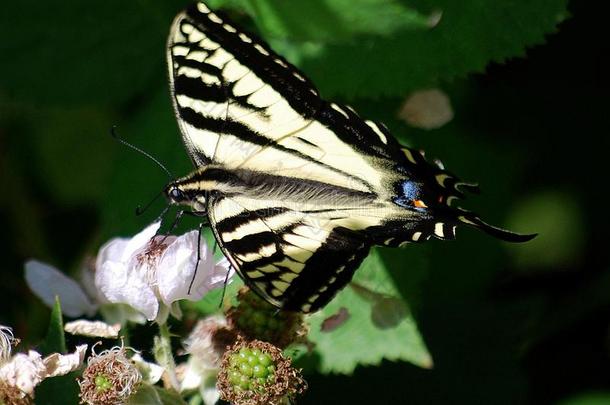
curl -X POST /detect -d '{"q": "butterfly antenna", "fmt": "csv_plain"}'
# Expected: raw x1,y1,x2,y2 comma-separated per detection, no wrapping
111,125,174,179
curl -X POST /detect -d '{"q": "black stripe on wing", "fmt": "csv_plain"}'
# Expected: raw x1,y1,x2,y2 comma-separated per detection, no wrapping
177,3,408,163
281,227,371,313
177,108,368,183
183,3,322,117
208,196,371,313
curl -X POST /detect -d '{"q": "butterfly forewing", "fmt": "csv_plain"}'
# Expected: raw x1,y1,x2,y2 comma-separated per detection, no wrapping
168,3,406,193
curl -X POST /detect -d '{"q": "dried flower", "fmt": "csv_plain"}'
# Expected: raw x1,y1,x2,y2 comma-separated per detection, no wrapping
95,221,233,322
0,345,86,404
0,326,16,365
78,346,141,405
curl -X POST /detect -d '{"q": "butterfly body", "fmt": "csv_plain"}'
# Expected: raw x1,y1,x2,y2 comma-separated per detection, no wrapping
165,2,534,312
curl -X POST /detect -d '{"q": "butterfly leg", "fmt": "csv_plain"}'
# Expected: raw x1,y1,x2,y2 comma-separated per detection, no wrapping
187,221,206,294
218,263,234,309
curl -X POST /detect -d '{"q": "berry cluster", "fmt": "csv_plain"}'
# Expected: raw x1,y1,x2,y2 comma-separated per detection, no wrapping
227,347,276,393
217,339,306,405
227,288,306,348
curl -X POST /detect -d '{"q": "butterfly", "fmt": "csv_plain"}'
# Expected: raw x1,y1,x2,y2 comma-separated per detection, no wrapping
163,2,535,313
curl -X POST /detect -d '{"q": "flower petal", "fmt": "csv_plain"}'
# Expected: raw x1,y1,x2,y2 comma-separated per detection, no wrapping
64,320,121,339
132,354,164,385
43,345,87,377
24,260,96,318
157,230,217,305
99,303,147,325
121,221,161,260
200,372,221,405
95,259,158,321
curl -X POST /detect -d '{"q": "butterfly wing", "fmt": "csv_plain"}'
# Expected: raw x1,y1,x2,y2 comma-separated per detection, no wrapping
207,194,371,312
168,3,406,195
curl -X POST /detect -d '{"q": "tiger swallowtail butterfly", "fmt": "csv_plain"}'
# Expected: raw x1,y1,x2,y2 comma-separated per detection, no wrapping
164,2,535,313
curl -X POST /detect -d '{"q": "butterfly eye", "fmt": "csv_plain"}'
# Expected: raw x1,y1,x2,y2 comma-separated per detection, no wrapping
169,187,185,202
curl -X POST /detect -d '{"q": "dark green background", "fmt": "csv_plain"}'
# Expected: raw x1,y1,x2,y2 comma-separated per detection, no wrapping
0,1,607,404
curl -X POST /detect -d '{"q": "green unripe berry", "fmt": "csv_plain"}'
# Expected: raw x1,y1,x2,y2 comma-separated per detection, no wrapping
247,355,258,366
256,377,267,386
258,353,272,367
229,370,241,385
252,364,267,378
239,363,253,377
238,375,250,390
251,311,266,325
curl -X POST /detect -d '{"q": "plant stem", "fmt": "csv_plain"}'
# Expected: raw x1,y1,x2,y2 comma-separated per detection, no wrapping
155,323,180,390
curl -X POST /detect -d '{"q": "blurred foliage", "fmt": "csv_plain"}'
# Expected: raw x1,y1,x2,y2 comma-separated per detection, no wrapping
0,0,607,404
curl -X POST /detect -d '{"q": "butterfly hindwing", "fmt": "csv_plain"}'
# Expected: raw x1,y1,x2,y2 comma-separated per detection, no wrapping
207,195,371,312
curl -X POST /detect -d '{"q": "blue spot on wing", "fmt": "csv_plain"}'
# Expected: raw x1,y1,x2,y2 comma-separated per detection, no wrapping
393,180,422,208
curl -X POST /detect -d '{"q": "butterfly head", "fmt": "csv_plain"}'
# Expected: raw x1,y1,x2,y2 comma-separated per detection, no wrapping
163,178,207,213
165,183,188,204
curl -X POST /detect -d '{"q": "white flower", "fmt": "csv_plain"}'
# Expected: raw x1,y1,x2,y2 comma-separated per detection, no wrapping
95,222,233,322
0,345,86,398
131,354,164,385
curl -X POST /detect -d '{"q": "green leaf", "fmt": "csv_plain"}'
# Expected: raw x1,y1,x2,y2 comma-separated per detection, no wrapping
0,0,171,106
557,392,610,405
127,384,162,405
35,372,80,405
264,0,569,98
38,297,66,356
244,0,434,42
99,89,191,240
297,249,432,374
35,299,79,405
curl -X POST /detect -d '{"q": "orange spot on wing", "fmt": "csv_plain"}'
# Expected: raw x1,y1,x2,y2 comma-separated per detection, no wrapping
413,199,427,208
